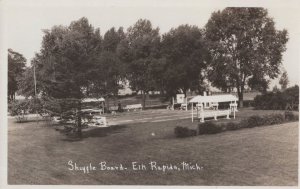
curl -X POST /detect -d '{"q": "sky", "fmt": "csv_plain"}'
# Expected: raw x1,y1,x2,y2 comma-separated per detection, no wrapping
2,0,300,88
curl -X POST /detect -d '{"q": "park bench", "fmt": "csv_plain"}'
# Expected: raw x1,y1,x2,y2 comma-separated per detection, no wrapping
198,109,230,122
124,104,143,111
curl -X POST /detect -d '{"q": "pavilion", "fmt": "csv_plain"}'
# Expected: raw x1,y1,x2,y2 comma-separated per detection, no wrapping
189,94,238,122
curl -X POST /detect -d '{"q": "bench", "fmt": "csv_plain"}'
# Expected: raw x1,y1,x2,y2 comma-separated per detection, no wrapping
124,104,143,111
197,109,230,122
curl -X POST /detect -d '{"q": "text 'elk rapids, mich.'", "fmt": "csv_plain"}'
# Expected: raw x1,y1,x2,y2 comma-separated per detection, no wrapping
68,160,204,174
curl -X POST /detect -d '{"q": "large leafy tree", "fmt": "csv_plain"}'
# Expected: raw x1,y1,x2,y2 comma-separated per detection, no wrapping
121,19,163,108
98,27,126,102
8,49,26,101
205,8,288,107
161,25,209,98
103,27,126,52
30,17,102,136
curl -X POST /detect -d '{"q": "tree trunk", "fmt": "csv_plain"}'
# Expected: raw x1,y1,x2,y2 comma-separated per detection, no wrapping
106,97,110,112
77,100,82,138
237,86,244,108
183,88,187,98
142,91,146,109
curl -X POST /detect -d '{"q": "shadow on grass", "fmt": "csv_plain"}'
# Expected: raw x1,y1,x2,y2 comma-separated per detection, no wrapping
83,125,127,138
61,125,127,142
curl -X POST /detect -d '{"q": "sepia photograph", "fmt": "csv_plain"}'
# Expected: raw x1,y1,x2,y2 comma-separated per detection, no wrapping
0,0,299,188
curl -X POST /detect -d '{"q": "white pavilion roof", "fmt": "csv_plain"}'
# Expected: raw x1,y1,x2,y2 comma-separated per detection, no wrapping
189,95,238,103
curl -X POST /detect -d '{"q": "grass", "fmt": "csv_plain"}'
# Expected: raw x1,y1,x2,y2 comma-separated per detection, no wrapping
8,109,298,185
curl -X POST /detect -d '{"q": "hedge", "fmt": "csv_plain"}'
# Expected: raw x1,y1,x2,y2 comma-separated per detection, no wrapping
254,85,299,110
174,111,298,137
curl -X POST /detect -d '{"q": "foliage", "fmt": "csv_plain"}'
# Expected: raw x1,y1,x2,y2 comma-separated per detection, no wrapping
225,122,241,130
205,8,288,107
272,85,280,92
96,27,127,98
284,111,298,121
174,126,196,138
161,25,209,98
198,122,223,134
21,17,103,136
8,49,26,101
266,114,285,125
244,115,266,128
120,19,163,107
193,113,297,136
279,70,289,90
253,85,299,110
17,67,36,98
9,98,43,116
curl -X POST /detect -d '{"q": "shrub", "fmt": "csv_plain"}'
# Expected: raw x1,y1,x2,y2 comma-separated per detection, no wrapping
178,112,298,138
245,115,266,127
174,126,196,138
198,122,223,135
15,114,29,123
254,85,299,110
284,111,298,121
238,119,249,128
225,122,241,130
267,114,285,125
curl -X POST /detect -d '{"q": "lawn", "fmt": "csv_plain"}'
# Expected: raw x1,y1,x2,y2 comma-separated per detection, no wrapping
8,109,298,185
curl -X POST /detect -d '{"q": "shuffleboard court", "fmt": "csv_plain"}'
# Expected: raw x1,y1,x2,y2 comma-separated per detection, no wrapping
106,109,193,125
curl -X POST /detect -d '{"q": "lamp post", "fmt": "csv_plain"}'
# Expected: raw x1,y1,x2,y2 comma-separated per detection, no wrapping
33,63,37,97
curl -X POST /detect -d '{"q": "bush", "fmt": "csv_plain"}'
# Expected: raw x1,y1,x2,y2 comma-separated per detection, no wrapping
245,115,266,127
198,122,223,135
174,126,196,138
241,114,285,128
267,114,285,125
225,122,241,130
177,112,298,138
284,111,298,121
254,85,299,110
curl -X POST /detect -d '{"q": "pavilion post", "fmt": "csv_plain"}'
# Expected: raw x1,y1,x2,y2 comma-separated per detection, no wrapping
234,101,236,119
172,97,174,110
185,97,188,111
191,103,194,122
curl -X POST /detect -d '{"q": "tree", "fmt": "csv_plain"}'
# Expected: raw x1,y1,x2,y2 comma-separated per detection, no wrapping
103,27,126,52
205,8,288,107
279,70,289,90
18,54,43,98
121,19,163,108
248,74,269,93
161,25,209,98
30,17,102,137
272,85,279,92
8,49,26,101
99,27,126,107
